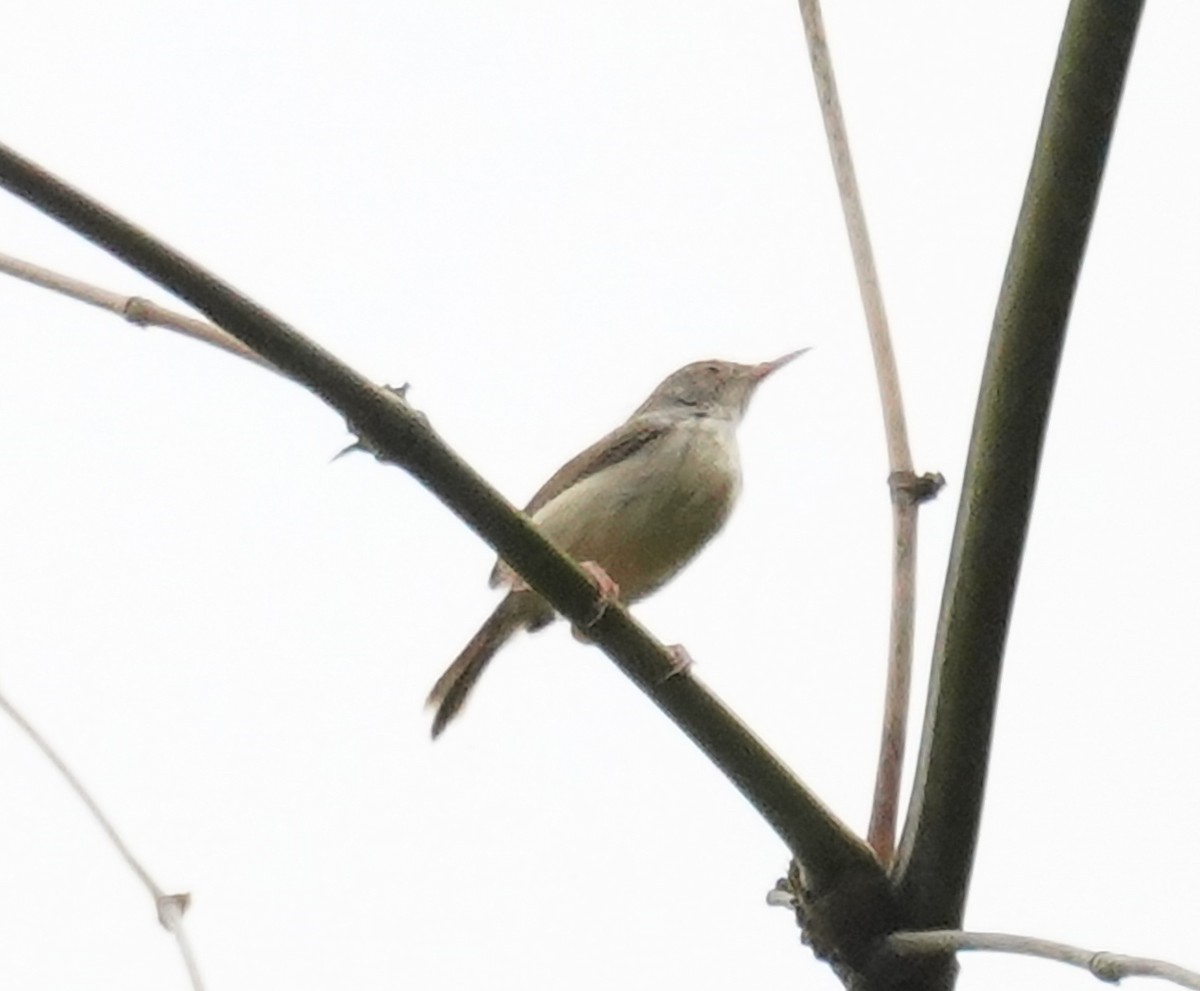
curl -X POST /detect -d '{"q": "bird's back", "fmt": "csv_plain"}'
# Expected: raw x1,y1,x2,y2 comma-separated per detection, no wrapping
529,411,741,601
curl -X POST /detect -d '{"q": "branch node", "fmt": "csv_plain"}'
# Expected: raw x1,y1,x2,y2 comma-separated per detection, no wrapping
785,860,916,988
888,470,946,507
1088,952,1123,984
122,295,154,326
155,891,192,930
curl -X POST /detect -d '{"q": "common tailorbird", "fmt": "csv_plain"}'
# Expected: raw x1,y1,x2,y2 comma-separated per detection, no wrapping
427,350,807,737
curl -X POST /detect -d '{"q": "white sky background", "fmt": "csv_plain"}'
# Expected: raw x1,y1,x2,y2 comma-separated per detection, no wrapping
1,2,1197,989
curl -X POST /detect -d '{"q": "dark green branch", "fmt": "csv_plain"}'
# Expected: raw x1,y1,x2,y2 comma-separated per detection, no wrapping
0,141,879,896
893,0,1144,932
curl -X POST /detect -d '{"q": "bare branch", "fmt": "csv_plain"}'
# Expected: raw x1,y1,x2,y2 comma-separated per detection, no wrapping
796,0,935,866
888,930,1200,990
0,689,205,991
0,249,277,373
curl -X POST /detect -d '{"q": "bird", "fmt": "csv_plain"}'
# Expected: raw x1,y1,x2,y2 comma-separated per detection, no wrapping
427,349,807,737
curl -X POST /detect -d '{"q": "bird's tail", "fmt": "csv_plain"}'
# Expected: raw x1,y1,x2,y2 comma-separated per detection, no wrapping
427,593,532,738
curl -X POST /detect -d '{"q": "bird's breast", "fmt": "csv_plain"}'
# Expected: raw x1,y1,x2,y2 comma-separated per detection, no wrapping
531,414,742,601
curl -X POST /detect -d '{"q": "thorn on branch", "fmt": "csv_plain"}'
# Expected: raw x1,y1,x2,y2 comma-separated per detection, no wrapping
766,877,798,908
333,382,414,462
656,644,695,684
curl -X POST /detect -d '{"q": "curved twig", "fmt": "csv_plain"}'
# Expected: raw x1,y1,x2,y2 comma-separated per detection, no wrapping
0,689,205,990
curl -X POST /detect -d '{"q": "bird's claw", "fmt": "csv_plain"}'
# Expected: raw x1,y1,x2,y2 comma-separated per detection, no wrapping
571,561,620,640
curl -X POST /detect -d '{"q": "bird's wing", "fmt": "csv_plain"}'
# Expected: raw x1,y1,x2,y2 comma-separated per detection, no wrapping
523,417,669,516
487,416,670,587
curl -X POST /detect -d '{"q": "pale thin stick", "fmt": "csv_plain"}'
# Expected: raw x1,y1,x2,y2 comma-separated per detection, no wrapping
888,930,1200,990
0,688,205,991
0,249,277,373
796,0,938,864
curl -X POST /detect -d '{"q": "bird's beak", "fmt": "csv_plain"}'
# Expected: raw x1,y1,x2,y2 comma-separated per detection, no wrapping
752,347,811,381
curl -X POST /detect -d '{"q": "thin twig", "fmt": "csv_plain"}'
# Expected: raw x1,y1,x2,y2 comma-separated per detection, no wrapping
796,0,930,866
0,688,205,991
888,930,1200,990
0,249,278,373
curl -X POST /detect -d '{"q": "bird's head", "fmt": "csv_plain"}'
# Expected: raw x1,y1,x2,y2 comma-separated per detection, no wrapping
636,349,809,421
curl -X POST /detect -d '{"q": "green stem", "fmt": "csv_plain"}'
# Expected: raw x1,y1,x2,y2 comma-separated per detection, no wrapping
893,0,1145,932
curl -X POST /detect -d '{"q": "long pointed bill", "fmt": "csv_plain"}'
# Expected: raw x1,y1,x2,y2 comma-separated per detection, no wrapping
752,347,811,381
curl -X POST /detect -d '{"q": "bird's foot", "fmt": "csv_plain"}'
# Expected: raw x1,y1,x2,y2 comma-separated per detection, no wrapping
581,560,620,603
657,644,695,683
571,561,621,640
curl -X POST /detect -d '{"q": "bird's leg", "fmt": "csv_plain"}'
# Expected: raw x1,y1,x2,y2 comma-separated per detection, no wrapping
580,560,620,603
571,561,621,641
